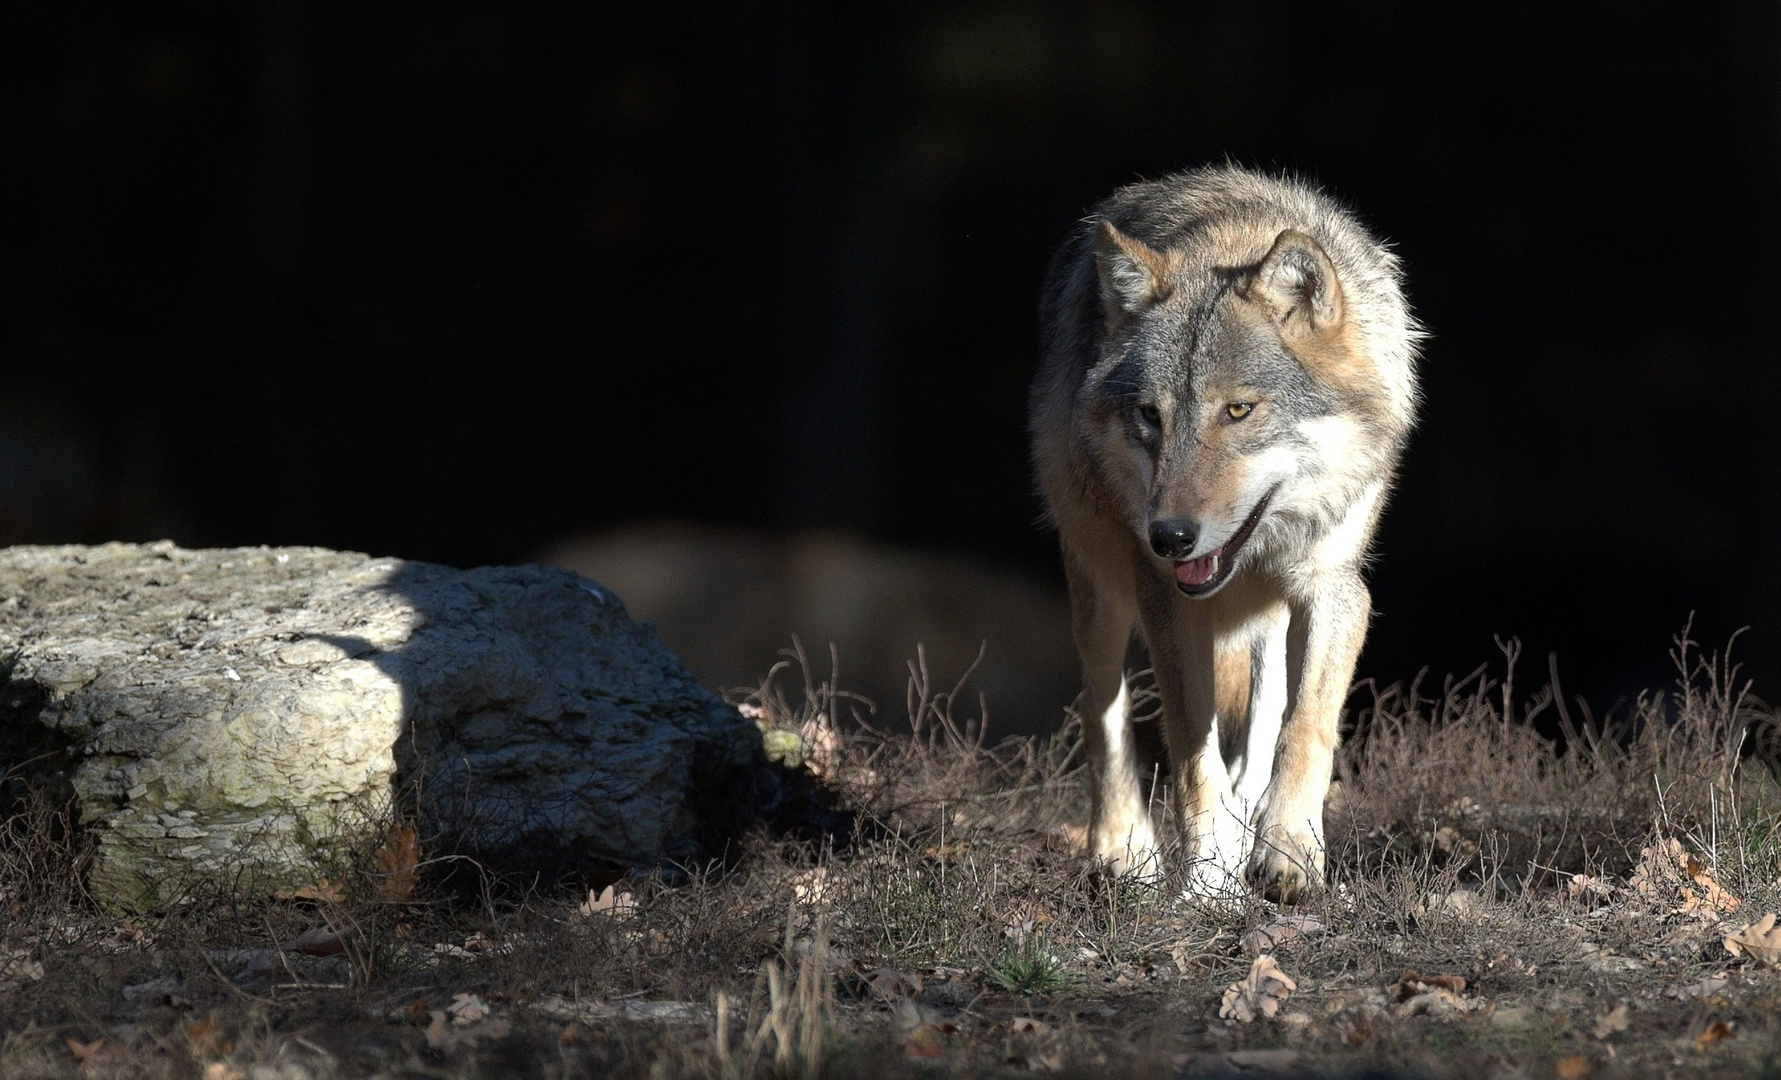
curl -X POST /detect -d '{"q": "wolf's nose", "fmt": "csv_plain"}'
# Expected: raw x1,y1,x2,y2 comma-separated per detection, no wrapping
1148,518,1197,560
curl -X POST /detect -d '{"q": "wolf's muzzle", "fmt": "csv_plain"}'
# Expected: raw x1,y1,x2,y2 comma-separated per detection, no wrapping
1147,518,1198,561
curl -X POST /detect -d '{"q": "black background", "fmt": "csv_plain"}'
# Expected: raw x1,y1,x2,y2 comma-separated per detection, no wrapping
3,1,1778,713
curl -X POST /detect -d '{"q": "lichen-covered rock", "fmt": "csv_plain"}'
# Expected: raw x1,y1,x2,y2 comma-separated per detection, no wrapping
0,542,765,910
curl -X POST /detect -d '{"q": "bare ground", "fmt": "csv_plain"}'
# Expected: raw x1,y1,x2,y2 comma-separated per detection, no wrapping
3,630,1781,1080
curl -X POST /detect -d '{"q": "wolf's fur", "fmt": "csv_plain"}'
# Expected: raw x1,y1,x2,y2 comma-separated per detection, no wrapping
1029,166,1421,901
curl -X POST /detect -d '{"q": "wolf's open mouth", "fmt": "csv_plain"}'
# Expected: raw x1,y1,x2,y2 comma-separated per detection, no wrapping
1173,486,1278,597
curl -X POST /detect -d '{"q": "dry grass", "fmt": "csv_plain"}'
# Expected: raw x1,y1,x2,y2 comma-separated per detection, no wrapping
2,627,1781,1078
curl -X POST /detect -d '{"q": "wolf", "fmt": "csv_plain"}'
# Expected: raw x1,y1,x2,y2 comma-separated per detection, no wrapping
1029,165,1421,902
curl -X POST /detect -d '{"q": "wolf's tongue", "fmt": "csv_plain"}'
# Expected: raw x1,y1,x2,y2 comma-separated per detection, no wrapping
1175,553,1219,588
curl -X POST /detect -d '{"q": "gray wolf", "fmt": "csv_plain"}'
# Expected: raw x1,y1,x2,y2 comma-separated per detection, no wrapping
1029,165,1421,901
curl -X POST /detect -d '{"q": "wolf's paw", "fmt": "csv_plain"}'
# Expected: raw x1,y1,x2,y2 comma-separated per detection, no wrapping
1243,823,1325,905
1092,820,1162,882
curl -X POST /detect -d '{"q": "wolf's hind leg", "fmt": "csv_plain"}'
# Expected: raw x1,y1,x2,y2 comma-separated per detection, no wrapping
1063,549,1154,877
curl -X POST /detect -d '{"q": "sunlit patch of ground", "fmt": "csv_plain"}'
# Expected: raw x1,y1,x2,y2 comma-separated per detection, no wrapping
2,631,1780,1079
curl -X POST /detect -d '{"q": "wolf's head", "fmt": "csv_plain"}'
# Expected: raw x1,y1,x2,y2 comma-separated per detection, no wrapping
1086,217,1403,598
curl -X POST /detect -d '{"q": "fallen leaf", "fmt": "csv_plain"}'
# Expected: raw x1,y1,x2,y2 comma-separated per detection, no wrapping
578,885,638,919
424,1010,451,1049
0,949,44,988
447,992,489,1024
1241,914,1326,957
1423,888,1487,918
799,715,841,778
1567,874,1615,908
1631,839,1740,917
203,1063,246,1080
1431,825,1478,859
280,925,353,956
1392,971,1478,1018
273,877,346,904
901,1023,945,1058
1394,971,1466,999
787,867,831,903
423,995,510,1053
1724,912,1781,966
762,727,805,768
923,839,971,864
1592,1002,1630,1040
1666,973,1730,999
1218,954,1296,1024
1010,1016,1050,1035
861,966,922,1002
1697,1019,1737,1049
65,1038,105,1062
183,1016,233,1060
1045,824,1088,855
1554,1055,1590,1080
374,824,421,902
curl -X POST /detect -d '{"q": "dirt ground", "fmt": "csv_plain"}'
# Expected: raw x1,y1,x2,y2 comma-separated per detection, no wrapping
3,632,1780,1080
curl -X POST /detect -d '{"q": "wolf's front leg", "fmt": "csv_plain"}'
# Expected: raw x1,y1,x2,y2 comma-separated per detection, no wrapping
1065,550,1155,877
1246,574,1369,903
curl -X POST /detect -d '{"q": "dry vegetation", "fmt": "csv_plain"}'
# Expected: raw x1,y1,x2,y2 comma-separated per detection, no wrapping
4,629,1781,1079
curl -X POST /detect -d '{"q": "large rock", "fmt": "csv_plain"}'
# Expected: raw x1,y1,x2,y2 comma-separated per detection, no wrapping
0,542,768,911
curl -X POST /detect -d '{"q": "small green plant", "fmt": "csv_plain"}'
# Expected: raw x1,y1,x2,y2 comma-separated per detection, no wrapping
987,934,1073,995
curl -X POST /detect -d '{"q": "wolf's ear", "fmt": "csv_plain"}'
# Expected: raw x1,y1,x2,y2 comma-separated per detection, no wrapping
1244,229,1345,335
1095,220,1173,316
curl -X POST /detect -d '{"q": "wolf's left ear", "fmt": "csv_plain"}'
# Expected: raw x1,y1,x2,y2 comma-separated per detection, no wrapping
1244,229,1345,336
1095,220,1173,316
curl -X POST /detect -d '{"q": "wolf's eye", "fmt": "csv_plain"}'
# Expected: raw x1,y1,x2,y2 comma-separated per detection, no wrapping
1138,403,1162,427
1225,402,1254,422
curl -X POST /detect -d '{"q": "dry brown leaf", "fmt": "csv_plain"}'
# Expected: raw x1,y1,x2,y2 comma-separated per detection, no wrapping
425,1008,511,1052
1010,1016,1050,1035
0,949,43,989
1392,970,1478,1018
1218,954,1296,1023
447,992,489,1023
578,885,638,919
1630,839,1740,917
273,877,345,904
922,839,971,864
1394,971,1466,999
65,1038,106,1063
1723,912,1781,966
1666,973,1730,999
901,1023,945,1058
1431,825,1478,859
374,824,421,902
1592,1002,1630,1040
1045,824,1088,855
1697,1019,1737,1049
1241,914,1326,957
1554,1055,1590,1080
1567,874,1615,908
861,966,922,1002
280,924,353,957
183,1016,233,1060
800,715,841,778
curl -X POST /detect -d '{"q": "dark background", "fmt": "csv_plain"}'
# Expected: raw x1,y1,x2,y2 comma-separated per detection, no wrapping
3,1,1778,714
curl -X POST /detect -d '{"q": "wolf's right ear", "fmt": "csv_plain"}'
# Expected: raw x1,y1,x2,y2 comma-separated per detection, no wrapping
1095,221,1173,317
